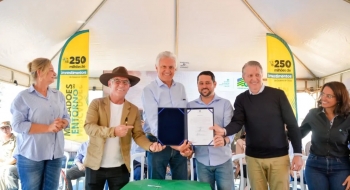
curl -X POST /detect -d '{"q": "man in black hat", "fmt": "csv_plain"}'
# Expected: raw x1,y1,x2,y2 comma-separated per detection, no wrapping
83,66,165,190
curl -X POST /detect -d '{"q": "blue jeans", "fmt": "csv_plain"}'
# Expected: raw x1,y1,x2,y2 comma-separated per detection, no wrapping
17,155,63,190
305,153,350,190
196,158,234,190
134,166,141,180
147,146,187,179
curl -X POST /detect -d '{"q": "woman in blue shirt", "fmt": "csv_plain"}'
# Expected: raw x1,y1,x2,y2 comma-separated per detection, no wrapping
11,58,70,190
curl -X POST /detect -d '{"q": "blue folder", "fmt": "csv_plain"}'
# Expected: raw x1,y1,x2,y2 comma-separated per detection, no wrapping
157,107,214,146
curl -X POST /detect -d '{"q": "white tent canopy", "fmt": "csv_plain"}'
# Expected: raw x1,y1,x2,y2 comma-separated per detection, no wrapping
0,0,350,84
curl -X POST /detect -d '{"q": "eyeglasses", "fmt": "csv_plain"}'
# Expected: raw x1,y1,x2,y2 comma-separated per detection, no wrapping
0,127,10,131
320,92,335,99
110,78,130,85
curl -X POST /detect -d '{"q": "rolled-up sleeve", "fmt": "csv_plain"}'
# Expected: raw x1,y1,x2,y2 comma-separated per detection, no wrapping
10,94,32,134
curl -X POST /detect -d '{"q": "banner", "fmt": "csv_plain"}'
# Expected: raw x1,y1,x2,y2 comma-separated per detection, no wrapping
266,33,298,119
58,30,89,142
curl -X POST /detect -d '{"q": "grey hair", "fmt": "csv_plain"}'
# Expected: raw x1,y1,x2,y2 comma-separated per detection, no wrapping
155,51,177,68
242,61,263,74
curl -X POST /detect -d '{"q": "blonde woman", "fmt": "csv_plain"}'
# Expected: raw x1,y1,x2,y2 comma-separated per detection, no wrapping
11,58,70,190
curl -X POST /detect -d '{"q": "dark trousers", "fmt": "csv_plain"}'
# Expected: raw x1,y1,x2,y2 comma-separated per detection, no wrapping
85,164,129,190
66,166,85,190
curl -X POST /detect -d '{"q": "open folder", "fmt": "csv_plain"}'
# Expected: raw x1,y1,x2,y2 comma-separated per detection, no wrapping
157,107,214,146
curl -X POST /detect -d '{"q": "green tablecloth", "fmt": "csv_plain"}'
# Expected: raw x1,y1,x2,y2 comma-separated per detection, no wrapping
122,179,211,190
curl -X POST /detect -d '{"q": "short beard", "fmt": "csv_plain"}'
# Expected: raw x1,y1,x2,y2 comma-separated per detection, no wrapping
200,89,212,97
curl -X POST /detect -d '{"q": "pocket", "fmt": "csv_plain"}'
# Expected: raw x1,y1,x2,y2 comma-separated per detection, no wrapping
308,154,317,160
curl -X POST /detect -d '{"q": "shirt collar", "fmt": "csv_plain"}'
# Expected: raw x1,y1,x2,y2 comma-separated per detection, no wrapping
321,108,338,117
155,76,176,87
194,94,221,105
28,84,57,93
249,84,265,95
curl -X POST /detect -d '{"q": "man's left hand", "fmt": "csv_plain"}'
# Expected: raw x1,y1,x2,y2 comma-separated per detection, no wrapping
149,142,166,152
61,119,69,128
170,140,190,152
209,124,225,136
180,147,193,158
213,135,225,147
291,155,303,171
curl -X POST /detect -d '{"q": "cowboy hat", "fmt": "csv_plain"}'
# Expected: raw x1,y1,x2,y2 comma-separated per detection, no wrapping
99,66,140,87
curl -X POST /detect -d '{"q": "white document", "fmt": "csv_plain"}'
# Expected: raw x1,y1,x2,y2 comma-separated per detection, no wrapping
187,108,214,146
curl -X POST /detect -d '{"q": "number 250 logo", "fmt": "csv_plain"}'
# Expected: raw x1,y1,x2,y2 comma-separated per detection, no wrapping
272,60,292,68
69,56,86,64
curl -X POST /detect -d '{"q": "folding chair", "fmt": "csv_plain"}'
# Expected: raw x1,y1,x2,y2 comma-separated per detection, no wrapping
291,155,308,190
232,154,250,190
130,152,146,181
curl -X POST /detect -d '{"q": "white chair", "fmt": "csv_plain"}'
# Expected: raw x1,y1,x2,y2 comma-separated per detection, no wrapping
130,152,146,181
75,176,85,190
232,154,250,190
189,154,195,181
305,142,311,156
291,155,308,190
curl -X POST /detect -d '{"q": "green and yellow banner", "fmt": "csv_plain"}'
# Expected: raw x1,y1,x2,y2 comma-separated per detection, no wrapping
58,30,89,142
266,33,298,119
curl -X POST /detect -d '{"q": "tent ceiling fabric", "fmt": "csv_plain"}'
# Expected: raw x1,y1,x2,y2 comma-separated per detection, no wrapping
1,0,350,79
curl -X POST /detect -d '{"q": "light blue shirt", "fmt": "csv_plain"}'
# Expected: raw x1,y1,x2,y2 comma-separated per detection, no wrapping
74,141,88,164
142,77,187,137
188,94,234,166
10,85,70,161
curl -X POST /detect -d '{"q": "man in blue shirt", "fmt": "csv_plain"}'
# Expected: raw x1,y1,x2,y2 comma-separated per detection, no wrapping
65,141,88,190
187,71,234,190
142,51,189,180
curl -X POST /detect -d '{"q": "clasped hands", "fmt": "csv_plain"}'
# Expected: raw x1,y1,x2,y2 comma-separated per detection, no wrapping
171,140,193,158
49,118,68,133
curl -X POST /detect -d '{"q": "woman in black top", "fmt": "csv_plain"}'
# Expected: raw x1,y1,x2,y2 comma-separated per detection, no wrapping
300,81,350,190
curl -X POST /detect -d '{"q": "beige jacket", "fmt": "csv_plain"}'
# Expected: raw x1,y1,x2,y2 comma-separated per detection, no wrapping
83,96,152,172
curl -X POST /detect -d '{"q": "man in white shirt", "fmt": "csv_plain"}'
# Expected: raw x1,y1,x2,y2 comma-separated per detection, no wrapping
84,66,165,190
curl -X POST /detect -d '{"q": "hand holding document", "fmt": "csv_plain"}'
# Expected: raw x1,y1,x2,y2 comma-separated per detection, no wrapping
187,108,214,146
157,107,214,146
209,124,225,136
